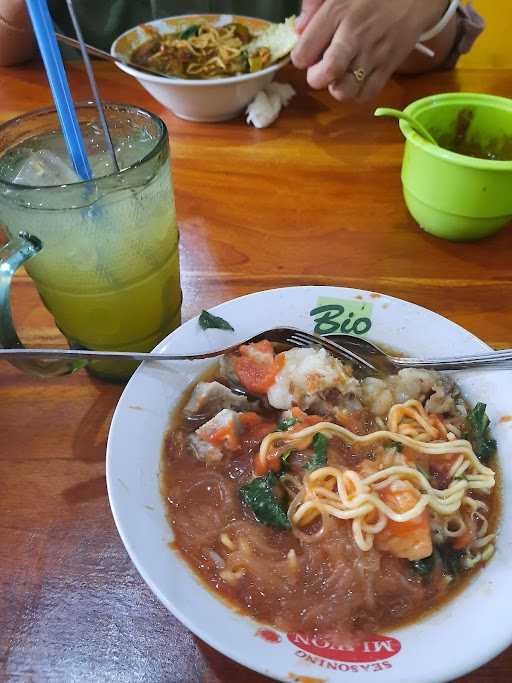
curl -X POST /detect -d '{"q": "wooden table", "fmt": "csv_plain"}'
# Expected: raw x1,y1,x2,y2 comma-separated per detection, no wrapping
1,61,511,683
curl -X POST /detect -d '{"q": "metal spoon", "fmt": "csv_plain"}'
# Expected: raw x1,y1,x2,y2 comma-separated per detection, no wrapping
65,1,119,172
55,32,170,78
374,107,438,146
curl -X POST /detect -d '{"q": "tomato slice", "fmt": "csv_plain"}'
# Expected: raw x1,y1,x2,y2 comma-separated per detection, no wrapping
233,341,284,394
207,424,240,451
376,482,432,561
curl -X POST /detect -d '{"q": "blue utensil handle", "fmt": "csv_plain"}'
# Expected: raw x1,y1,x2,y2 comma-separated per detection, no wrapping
0,232,85,377
25,0,92,181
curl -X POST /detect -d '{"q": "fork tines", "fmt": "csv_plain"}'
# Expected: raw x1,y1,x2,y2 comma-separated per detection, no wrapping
286,329,375,372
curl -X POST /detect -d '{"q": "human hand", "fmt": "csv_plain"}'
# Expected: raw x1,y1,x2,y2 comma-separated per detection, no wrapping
291,0,448,101
0,0,30,27
0,0,35,66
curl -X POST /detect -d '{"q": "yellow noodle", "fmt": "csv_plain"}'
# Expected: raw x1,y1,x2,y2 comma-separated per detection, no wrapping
258,413,495,553
137,22,270,79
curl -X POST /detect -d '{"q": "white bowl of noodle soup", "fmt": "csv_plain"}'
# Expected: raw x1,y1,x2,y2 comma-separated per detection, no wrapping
107,286,512,682
111,15,289,122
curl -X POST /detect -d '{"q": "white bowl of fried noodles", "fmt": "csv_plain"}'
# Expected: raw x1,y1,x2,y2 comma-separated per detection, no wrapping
111,15,296,122
107,285,512,683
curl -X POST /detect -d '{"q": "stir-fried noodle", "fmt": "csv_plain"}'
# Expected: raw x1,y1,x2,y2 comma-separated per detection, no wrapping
131,21,271,79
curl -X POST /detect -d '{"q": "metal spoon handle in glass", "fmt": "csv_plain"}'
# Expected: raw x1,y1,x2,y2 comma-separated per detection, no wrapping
374,107,438,146
65,0,119,172
54,32,169,78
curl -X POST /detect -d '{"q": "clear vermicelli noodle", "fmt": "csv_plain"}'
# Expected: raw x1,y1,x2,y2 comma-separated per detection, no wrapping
162,339,499,633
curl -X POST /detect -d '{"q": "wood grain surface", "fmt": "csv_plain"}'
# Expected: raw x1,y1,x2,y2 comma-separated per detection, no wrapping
0,61,511,683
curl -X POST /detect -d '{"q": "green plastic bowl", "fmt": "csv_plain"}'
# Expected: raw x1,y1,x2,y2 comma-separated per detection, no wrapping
400,92,512,241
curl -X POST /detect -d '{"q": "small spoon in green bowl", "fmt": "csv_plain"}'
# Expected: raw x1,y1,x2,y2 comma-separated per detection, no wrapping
374,107,438,146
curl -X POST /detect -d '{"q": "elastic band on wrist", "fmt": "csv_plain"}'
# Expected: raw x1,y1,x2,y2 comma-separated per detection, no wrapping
420,0,460,43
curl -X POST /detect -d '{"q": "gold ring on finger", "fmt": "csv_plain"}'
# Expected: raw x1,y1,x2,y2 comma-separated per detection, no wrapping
352,67,366,83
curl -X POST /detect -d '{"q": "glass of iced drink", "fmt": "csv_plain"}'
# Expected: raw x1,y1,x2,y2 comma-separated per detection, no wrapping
0,103,181,381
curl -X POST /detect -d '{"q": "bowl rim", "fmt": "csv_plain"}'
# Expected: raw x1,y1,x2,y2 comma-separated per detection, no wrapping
400,92,512,170
111,13,290,87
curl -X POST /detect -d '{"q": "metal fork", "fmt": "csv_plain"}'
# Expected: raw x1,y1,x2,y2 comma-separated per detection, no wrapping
0,327,374,369
1,328,511,372
322,334,512,373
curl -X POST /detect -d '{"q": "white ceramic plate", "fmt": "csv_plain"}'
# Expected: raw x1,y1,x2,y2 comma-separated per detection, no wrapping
107,286,512,682
111,15,290,122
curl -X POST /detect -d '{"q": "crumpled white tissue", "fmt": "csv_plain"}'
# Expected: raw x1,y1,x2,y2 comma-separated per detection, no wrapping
246,82,296,128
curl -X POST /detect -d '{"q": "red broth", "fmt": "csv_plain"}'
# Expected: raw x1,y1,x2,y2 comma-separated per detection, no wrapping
161,358,498,635
438,109,512,160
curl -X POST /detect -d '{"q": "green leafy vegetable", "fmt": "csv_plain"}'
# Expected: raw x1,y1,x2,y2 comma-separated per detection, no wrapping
239,472,290,530
411,554,435,576
240,49,249,72
276,417,298,431
465,402,496,463
231,22,251,43
281,449,293,463
198,309,234,332
412,546,466,578
385,441,402,452
439,545,464,577
180,24,200,39
279,449,293,474
304,433,328,472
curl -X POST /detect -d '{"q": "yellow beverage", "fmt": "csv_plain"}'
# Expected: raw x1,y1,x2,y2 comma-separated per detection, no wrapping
0,104,181,380
36,251,181,351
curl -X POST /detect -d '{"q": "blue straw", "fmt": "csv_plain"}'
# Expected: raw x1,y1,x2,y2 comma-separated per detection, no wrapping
25,0,92,181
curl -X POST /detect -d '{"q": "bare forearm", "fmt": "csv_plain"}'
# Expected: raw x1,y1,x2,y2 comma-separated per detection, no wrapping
0,0,35,66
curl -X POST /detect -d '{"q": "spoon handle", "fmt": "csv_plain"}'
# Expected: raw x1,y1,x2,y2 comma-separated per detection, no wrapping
392,349,512,371
55,33,169,77
374,107,438,146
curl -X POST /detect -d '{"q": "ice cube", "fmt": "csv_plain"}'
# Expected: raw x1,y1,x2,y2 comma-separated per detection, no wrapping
14,149,79,186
